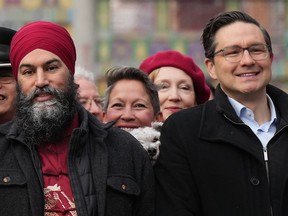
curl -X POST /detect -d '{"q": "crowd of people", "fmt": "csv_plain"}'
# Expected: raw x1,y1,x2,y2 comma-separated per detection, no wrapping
0,10,287,216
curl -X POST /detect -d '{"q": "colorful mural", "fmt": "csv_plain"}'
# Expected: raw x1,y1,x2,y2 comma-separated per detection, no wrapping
0,0,288,90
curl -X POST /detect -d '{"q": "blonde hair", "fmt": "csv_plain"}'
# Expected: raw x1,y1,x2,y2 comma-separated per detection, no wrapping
148,68,160,82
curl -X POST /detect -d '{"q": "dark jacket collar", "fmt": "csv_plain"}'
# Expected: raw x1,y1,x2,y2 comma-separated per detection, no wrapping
0,120,14,136
214,84,288,124
199,84,288,153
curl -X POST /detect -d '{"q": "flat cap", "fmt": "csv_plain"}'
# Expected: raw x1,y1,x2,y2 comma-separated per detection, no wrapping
0,27,16,68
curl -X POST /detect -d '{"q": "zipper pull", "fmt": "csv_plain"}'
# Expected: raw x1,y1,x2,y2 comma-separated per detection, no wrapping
263,148,268,162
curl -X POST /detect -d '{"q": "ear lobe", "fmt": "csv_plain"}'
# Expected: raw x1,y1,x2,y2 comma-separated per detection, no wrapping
205,58,217,80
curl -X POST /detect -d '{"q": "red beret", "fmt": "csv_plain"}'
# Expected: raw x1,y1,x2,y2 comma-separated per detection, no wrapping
139,50,210,104
10,21,76,79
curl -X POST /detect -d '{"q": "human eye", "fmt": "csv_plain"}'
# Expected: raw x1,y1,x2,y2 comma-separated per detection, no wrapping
79,98,89,105
134,103,146,109
47,64,58,71
179,83,192,91
111,102,123,109
93,98,103,107
249,45,267,54
21,68,34,76
224,46,241,57
155,82,169,91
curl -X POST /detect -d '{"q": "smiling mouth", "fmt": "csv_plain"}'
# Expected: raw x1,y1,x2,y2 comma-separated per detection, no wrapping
237,72,259,77
0,95,6,100
166,107,182,111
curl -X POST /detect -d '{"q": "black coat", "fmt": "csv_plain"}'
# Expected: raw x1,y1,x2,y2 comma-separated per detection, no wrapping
154,85,288,216
0,107,154,216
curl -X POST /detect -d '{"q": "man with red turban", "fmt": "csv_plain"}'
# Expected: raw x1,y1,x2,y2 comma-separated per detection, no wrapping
3,21,154,216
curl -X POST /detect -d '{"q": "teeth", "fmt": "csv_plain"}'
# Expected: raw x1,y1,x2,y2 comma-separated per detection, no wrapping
239,73,256,77
0,95,5,100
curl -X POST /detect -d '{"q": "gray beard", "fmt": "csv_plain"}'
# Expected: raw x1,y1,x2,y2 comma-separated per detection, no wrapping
16,76,79,145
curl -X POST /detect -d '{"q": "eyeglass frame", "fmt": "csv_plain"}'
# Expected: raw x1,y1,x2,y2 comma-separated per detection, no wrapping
79,97,103,109
211,44,271,63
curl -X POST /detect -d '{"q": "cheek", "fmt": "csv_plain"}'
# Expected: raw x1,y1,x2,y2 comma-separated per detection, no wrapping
215,63,236,76
181,93,197,108
157,92,168,105
17,79,33,95
104,108,122,122
8,86,17,101
137,111,155,126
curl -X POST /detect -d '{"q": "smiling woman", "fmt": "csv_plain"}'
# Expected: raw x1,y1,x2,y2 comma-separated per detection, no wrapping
139,50,210,121
103,66,163,128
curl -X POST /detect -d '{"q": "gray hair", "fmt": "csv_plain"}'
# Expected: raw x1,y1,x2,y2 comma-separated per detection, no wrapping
74,65,95,82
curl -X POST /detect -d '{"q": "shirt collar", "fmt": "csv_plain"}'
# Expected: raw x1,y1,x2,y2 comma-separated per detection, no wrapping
228,94,277,123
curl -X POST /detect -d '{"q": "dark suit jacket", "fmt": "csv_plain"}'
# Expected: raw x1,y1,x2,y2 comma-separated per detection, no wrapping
155,85,288,216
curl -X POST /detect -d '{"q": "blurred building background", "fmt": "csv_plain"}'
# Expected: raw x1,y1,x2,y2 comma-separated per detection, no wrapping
1,0,287,93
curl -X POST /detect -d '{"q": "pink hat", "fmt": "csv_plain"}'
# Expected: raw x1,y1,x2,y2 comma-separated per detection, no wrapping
10,21,76,79
139,50,210,104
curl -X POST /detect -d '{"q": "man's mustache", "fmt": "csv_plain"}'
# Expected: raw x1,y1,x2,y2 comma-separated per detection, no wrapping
25,86,59,101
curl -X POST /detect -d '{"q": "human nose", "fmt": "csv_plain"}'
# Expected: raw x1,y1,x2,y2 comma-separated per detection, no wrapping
35,70,49,87
168,87,181,101
120,107,135,121
240,49,255,65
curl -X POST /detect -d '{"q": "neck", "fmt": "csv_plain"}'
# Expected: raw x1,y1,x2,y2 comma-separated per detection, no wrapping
233,92,270,125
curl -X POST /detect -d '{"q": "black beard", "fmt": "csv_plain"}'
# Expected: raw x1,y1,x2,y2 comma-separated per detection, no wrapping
16,75,79,145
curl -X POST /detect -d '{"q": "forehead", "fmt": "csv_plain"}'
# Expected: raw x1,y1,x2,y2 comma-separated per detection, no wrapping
156,66,193,83
215,22,265,47
110,79,149,98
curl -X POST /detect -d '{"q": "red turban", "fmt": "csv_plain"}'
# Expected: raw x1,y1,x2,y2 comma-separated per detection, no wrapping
10,21,76,79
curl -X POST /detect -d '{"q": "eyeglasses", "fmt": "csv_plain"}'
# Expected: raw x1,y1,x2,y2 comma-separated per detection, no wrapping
79,97,103,109
212,44,270,63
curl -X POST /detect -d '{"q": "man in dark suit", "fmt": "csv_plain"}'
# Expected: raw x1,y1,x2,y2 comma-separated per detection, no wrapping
154,11,288,216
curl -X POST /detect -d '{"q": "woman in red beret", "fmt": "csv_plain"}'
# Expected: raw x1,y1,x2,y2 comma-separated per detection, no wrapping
139,50,210,121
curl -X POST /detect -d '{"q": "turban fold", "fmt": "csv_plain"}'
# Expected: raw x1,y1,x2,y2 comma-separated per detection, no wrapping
10,21,76,78
139,50,210,105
